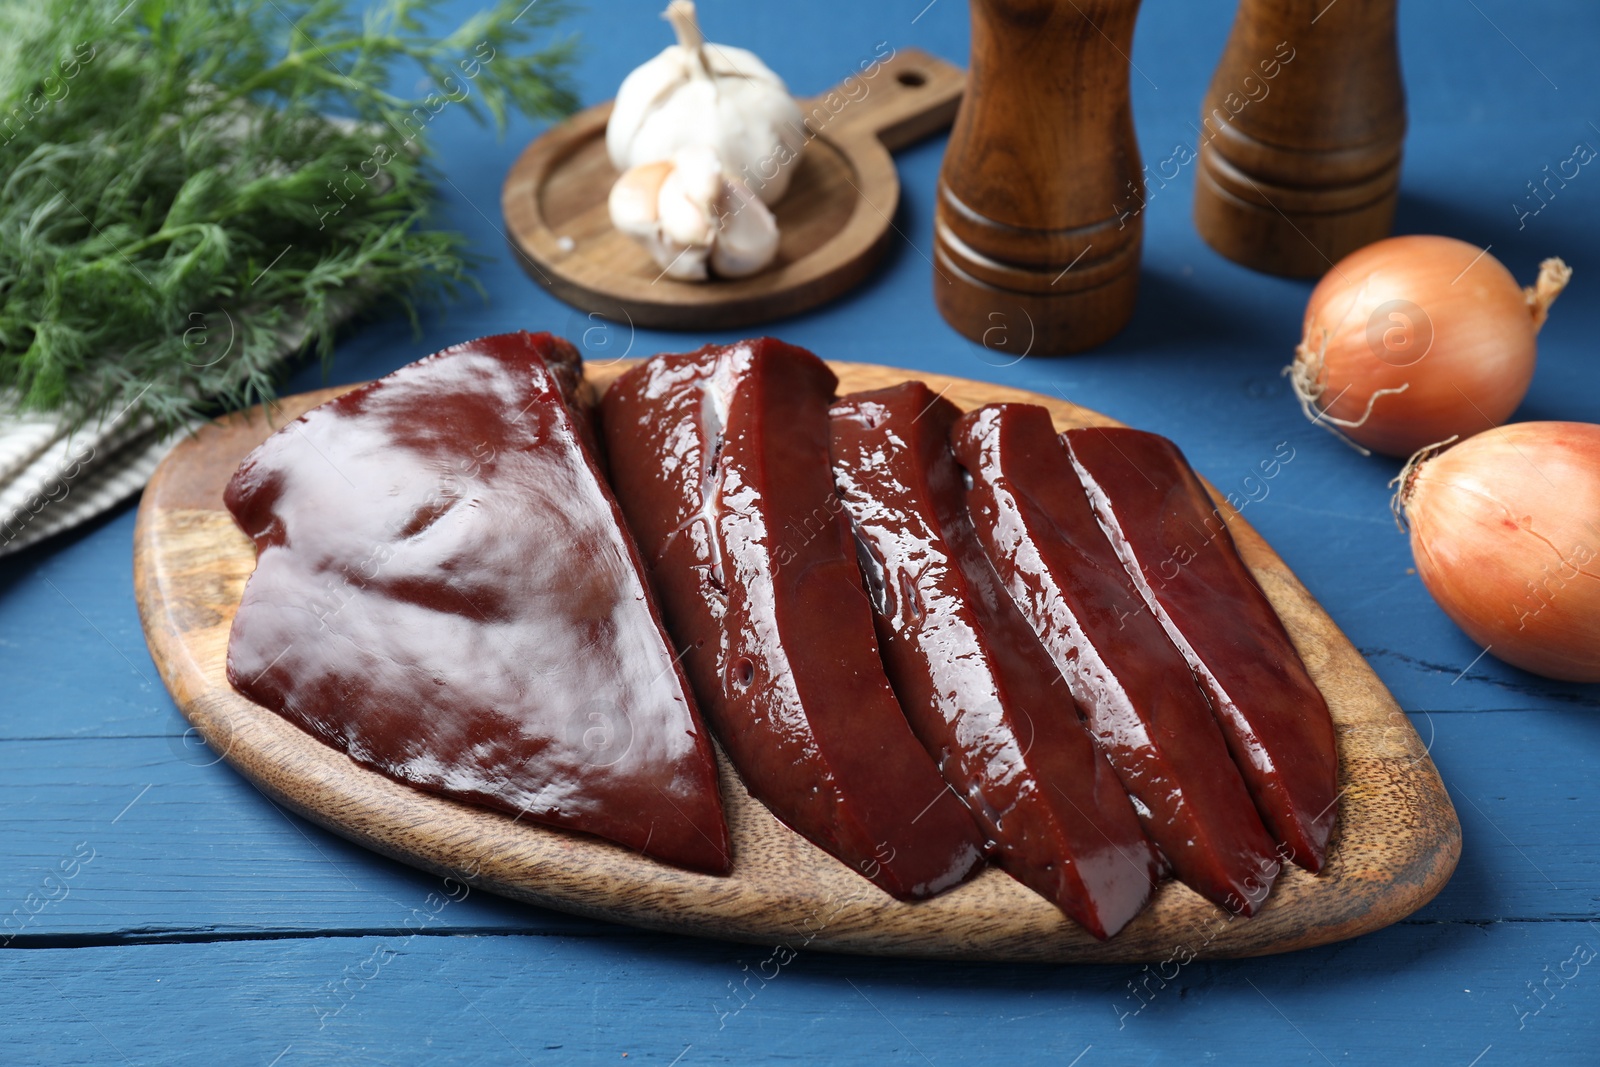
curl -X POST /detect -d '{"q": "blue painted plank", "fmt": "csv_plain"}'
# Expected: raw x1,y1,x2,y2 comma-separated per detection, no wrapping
2,709,1596,941
0,509,175,741
5,920,1599,1065
0,732,601,941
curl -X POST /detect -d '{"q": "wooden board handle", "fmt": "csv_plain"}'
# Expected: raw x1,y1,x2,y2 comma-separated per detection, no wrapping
798,46,965,152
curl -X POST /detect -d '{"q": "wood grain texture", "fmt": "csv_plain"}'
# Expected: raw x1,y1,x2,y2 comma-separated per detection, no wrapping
131,363,1460,963
933,0,1144,355
500,48,963,330
1192,0,1406,277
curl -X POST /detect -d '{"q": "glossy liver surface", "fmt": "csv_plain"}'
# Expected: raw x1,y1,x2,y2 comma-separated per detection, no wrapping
1064,427,1339,872
600,339,984,900
225,331,730,874
830,382,1160,938
951,403,1280,915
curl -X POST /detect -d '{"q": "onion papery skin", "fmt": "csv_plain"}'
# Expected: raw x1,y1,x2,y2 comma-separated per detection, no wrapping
1297,236,1540,458
1405,422,1600,683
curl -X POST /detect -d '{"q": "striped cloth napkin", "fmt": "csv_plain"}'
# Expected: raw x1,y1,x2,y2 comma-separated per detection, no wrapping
0,401,196,558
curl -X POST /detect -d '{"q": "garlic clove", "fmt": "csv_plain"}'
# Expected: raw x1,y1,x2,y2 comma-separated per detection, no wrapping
656,145,723,248
607,160,673,238
608,146,779,282
709,175,779,279
608,159,709,280
655,238,711,281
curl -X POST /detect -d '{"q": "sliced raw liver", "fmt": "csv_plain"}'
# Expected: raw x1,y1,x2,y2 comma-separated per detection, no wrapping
951,403,1280,915
225,331,730,874
1063,427,1339,872
830,383,1161,938
600,340,985,900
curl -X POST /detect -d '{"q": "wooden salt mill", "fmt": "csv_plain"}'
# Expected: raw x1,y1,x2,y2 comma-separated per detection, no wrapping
934,0,1144,355
1193,0,1406,277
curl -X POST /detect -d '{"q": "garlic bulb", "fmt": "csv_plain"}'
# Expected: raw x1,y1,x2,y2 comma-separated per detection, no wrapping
606,0,807,206
609,145,780,281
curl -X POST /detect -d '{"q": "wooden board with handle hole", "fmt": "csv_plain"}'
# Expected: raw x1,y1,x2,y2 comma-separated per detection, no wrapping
501,48,963,330
132,362,1460,963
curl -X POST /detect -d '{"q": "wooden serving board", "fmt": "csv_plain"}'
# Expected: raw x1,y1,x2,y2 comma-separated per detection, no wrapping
133,363,1460,962
501,48,963,330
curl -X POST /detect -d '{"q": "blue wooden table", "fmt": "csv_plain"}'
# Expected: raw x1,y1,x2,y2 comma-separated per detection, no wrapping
6,1,1599,1063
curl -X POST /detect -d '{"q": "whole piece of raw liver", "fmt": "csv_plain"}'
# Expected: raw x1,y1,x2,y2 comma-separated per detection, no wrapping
225,331,731,874
1063,426,1339,872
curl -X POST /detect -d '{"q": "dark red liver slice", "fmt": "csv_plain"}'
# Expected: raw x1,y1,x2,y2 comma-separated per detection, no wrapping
830,383,1160,938
224,331,730,874
951,403,1280,915
1062,427,1339,872
600,340,984,900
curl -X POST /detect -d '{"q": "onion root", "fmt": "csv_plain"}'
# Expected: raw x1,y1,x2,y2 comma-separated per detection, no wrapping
1286,331,1411,457
1388,435,1459,532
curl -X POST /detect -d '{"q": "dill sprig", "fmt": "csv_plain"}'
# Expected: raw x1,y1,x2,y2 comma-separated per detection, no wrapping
0,0,578,432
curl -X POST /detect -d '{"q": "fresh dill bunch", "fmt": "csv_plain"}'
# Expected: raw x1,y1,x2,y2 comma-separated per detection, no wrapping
0,0,578,432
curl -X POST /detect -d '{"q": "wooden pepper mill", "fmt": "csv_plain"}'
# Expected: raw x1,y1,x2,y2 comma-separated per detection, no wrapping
934,0,1144,355
1193,0,1406,277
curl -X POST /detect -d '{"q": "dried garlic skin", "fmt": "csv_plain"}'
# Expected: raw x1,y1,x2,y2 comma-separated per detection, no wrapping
606,1,806,206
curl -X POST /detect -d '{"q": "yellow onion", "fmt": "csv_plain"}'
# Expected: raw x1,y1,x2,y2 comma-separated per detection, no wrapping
1394,422,1600,682
1291,236,1570,457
